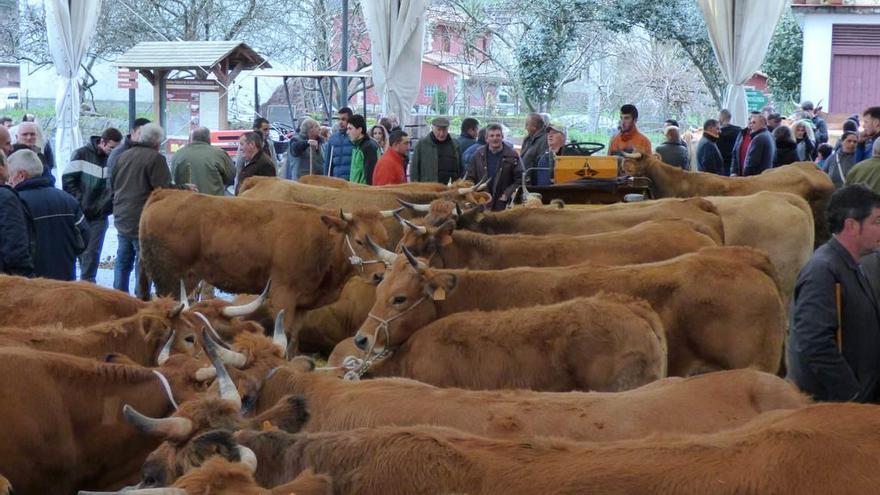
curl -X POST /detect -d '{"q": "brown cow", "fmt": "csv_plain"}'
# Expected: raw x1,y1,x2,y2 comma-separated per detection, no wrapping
138,190,392,345
394,217,717,269
0,348,232,493
0,309,196,365
447,196,725,243
706,191,814,304
339,294,666,391
300,173,451,193
240,176,490,210
162,403,880,494
622,154,833,244
0,275,266,341
355,247,785,376
256,364,807,441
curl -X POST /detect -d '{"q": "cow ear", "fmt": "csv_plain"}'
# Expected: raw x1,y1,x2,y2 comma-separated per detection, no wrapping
321,215,349,233
435,219,455,246
424,273,457,300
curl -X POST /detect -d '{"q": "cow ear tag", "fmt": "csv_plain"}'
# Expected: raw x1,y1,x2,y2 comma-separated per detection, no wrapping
432,286,446,300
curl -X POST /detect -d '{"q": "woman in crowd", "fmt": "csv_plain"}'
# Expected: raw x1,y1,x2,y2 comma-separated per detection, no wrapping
655,126,689,170
773,125,800,167
370,125,388,154
791,119,817,162
824,131,859,188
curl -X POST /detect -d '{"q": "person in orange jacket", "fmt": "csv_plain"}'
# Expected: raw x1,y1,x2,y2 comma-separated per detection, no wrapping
372,129,410,186
608,104,653,156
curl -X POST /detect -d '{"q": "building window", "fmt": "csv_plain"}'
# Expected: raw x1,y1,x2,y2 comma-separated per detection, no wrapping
424,84,439,97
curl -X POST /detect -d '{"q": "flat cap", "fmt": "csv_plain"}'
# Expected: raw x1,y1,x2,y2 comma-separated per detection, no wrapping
431,117,450,128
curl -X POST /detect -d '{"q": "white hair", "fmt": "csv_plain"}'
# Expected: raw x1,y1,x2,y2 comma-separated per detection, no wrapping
7,149,44,179
300,117,319,134
137,123,165,148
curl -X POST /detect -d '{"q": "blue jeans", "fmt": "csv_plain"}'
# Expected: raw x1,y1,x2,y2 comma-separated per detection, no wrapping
113,234,139,294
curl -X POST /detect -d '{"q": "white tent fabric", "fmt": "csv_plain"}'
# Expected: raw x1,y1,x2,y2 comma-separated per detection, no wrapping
363,0,428,125
45,0,103,177
697,0,786,127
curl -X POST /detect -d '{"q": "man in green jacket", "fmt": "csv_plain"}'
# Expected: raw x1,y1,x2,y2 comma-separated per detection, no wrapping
846,143,880,193
410,117,461,184
172,127,235,196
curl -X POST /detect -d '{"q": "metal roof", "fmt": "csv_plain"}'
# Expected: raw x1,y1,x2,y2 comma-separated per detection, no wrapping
113,41,269,70
248,69,371,79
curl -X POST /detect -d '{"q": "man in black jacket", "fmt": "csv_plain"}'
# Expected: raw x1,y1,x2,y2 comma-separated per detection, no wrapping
696,119,724,175
466,123,523,211
63,127,122,282
8,149,88,281
0,152,34,276
788,185,880,403
457,118,479,165
717,109,740,177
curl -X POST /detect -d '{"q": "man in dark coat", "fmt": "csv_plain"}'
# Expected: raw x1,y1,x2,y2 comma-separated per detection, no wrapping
0,153,34,276
801,101,828,145
107,118,150,176
63,127,122,282
8,149,88,281
788,184,880,403
734,113,775,176
717,109,740,177
466,123,523,211
410,117,461,184
696,119,725,175
112,123,194,295
456,118,479,165
235,131,276,195
519,113,549,175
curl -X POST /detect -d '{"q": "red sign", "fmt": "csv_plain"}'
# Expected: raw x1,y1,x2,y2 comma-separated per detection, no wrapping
118,80,138,89
117,69,138,89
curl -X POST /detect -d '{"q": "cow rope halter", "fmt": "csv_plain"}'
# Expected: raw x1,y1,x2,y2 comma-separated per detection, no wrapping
342,296,428,381
345,235,388,273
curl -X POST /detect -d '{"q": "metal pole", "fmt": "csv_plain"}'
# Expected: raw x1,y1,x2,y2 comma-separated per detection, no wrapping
340,0,349,108
254,77,260,119
283,76,296,126
158,74,167,131
128,88,136,131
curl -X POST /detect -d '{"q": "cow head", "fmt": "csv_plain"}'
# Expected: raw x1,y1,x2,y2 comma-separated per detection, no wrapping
321,209,392,284
352,248,457,353
620,151,651,176
395,213,456,265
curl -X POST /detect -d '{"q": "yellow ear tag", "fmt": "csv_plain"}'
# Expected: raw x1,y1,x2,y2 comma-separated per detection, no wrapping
261,421,276,431
432,286,446,300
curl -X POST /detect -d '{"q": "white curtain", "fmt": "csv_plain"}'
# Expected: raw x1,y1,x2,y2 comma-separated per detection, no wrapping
45,0,103,177
697,0,787,127
363,0,428,125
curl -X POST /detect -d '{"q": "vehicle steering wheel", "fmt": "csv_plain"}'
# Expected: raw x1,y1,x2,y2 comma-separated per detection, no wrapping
562,141,605,156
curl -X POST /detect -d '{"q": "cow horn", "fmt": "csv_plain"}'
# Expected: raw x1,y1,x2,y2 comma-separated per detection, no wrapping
621,151,642,159
122,404,193,441
394,212,427,235
402,246,426,271
340,209,354,221
221,279,272,318
273,310,288,357
78,489,188,495
178,280,190,310
396,198,431,212
379,207,402,218
202,327,247,369
202,329,243,409
447,177,453,187
156,329,175,366
238,445,259,473
454,202,463,219
192,311,230,349
475,176,489,192
366,234,398,264
167,302,185,319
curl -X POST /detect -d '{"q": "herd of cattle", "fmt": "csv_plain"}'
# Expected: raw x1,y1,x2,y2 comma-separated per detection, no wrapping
5,154,880,494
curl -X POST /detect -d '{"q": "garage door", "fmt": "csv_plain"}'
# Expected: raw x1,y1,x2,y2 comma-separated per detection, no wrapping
830,24,880,114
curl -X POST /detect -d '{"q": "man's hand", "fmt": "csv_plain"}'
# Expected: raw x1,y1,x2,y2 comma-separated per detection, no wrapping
185,183,199,192
308,139,318,148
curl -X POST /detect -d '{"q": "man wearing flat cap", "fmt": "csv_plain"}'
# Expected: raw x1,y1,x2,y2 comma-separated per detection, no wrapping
410,116,461,184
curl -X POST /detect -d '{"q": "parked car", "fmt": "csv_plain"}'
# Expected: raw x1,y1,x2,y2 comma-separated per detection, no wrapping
0,87,20,110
